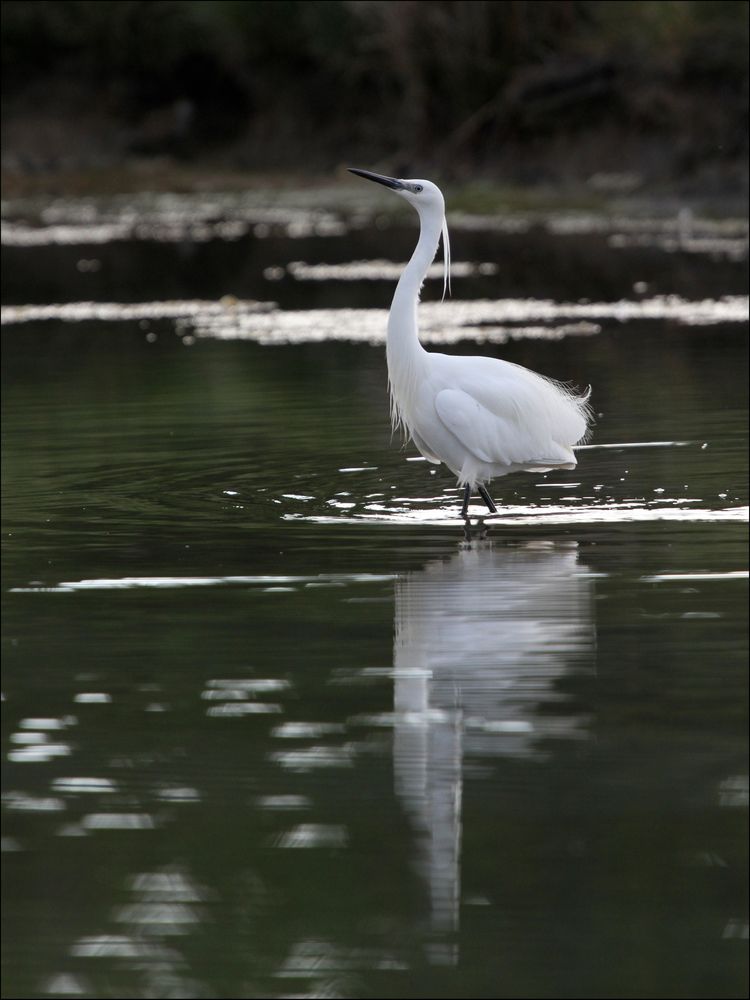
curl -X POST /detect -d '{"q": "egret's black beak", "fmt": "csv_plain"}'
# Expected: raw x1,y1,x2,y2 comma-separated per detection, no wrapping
348,168,405,191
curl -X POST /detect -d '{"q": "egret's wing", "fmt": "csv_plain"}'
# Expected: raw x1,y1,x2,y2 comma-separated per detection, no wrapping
411,429,442,464
435,389,497,463
434,387,577,468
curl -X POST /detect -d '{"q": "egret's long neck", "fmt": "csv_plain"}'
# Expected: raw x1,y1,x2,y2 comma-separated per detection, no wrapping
387,206,443,432
389,208,443,347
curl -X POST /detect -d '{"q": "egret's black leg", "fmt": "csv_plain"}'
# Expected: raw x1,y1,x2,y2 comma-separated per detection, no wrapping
460,483,471,519
478,484,497,514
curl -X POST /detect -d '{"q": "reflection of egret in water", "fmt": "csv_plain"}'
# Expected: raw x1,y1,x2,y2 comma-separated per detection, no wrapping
392,541,595,965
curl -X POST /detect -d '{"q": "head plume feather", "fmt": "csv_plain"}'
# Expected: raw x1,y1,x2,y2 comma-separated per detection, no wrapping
441,216,451,302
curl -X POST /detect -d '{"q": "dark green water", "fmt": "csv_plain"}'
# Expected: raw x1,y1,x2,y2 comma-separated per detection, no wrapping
2,194,748,999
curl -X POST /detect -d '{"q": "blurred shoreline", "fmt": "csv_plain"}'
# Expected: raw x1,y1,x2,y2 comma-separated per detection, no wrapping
2,156,747,221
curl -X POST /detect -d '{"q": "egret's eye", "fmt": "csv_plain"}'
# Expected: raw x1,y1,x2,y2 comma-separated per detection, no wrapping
413,184,423,193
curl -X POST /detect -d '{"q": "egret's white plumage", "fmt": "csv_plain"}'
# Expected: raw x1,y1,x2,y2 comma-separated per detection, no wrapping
349,169,592,515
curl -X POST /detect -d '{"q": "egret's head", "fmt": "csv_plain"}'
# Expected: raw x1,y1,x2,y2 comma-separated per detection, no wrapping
348,168,451,299
348,168,444,216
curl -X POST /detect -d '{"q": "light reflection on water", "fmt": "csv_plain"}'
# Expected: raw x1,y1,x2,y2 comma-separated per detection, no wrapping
3,295,747,347
288,500,748,526
2,190,747,262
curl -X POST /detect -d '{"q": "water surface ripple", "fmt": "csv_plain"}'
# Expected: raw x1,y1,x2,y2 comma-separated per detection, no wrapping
2,194,747,1000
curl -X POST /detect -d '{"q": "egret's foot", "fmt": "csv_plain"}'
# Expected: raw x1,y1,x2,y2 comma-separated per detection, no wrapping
460,484,497,525
462,514,488,543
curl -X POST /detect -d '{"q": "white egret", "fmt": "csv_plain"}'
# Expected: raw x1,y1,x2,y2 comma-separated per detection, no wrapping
349,168,592,518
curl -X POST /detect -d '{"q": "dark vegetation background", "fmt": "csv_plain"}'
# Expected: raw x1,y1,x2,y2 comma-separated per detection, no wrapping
1,0,748,197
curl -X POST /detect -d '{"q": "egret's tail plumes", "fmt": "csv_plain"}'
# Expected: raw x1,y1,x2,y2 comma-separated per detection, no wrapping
573,383,594,444
553,379,594,446
441,216,451,302
525,370,593,456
